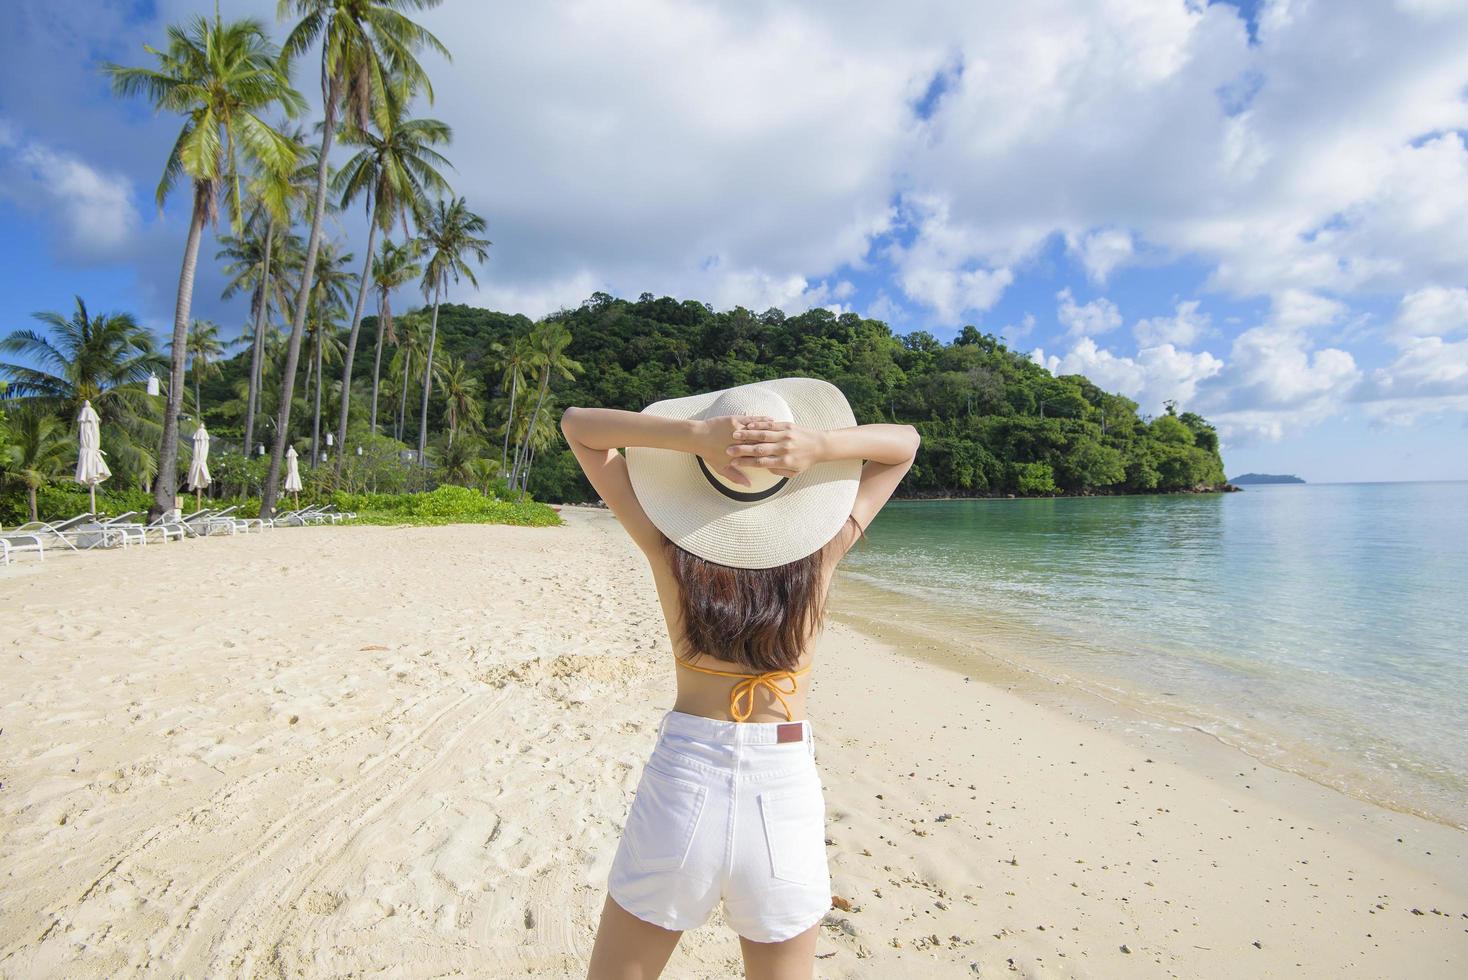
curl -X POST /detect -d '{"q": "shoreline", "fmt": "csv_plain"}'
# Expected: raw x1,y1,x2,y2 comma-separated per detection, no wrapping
826,574,1468,875
829,570,1468,835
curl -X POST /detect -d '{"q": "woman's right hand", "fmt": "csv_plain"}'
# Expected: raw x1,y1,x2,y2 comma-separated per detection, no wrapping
690,416,761,486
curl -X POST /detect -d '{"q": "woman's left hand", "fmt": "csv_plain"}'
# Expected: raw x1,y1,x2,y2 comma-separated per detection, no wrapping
725,418,827,478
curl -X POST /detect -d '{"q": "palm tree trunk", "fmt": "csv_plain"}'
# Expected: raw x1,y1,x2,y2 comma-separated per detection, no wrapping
27,485,38,523
512,370,550,493
524,443,538,494
303,338,314,423
311,330,323,469
151,184,208,521
416,283,441,467
243,220,274,456
261,78,339,518
500,369,517,476
370,294,385,436
334,212,378,472
396,351,410,442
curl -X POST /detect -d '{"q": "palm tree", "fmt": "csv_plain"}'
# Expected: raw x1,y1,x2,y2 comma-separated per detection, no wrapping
0,297,166,487
219,124,314,457
218,222,300,444
416,196,489,465
297,240,356,467
330,81,452,470
488,333,531,476
466,456,499,496
264,0,449,518
4,405,71,522
510,320,581,493
436,354,483,447
107,13,304,519
184,319,230,418
307,302,347,468
435,431,483,486
368,237,421,433
388,312,427,444
516,388,566,497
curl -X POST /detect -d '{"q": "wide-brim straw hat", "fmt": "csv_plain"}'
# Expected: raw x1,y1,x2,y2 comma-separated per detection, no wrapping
626,377,861,568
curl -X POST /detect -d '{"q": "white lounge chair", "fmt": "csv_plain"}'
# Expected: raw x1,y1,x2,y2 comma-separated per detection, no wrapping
0,528,46,562
9,512,132,552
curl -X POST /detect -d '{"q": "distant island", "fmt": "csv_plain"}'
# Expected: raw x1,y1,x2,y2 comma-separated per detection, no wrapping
1228,473,1306,485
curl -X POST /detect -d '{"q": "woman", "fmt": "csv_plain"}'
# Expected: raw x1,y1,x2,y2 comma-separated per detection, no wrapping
561,378,919,980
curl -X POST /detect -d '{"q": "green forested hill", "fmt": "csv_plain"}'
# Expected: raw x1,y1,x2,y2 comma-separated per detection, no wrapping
392,292,1227,503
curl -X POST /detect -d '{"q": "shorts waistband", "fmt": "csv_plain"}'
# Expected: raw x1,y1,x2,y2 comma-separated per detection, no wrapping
658,708,813,746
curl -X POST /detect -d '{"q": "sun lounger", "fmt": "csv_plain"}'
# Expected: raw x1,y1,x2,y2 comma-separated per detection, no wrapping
9,512,133,552
0,528,46,562
104,511,186,544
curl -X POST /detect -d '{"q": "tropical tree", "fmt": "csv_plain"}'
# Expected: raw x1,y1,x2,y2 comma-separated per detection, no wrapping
466,456,499,496
515,387,567,496
4,405,71,522
0,298,165,486
415,196,489,464
510,320,581,492
388,311,427,444
436,354,483,446
368,236,421,433
263,0,449,518
330,80,452,469
184,319,230,417
435,431,484,486
488,333,531,475
298,239,356,467
107,13,304,518
306,302,347,468
219,124,313,456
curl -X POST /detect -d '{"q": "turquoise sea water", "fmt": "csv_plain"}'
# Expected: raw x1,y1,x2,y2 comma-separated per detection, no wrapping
840,483,1468,828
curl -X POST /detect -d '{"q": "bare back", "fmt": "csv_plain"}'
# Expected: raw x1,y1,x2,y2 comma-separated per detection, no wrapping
647,521,857,723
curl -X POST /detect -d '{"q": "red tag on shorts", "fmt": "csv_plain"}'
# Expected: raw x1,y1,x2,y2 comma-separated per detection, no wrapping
777,722,804,743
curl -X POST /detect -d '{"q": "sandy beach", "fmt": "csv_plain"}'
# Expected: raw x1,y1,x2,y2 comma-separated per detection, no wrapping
1,507,1465,978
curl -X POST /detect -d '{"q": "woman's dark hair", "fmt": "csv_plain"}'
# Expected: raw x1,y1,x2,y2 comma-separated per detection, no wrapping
667,515,864,672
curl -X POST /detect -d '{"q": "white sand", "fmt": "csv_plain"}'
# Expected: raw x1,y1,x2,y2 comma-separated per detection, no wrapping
1,507,1464,978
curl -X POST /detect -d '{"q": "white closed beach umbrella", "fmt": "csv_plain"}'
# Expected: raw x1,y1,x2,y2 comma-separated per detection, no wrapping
284,445,303,505
187,423,211,508
74,399,111,514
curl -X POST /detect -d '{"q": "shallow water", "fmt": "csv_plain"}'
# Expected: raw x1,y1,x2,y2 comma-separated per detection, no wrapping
839,483,1468,828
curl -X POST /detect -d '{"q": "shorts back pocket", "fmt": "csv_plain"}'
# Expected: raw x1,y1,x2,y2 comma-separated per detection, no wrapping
623,763,708,872
757,783,828,886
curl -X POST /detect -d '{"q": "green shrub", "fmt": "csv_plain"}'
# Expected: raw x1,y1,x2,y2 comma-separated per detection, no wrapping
330,484,561,527
1013,461,1058,496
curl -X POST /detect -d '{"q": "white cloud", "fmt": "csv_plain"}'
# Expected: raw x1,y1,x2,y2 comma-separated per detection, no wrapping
0,128,141,259
1057,288,1122,337
1001,312,1037,342
1391,286,1468,341
1268,289,1346,331
1070,227,1134,283
1134,299,1209,346
1030,336,1223,413
1206,325,1358,409
885,193,1016,320
413,0,916,317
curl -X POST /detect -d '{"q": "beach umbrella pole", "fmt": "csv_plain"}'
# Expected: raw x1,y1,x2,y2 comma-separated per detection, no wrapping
90,484,96,515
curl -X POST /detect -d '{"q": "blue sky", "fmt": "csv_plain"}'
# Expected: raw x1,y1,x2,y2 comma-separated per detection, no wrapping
2,0,1467,483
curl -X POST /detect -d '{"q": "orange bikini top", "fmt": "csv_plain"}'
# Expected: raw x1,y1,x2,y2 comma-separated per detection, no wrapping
677,656,812,723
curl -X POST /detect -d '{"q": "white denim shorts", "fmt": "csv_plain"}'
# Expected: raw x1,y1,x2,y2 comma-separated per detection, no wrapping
606,709,831,943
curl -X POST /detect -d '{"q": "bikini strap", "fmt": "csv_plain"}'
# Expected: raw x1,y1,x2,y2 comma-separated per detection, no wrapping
678,658,812,723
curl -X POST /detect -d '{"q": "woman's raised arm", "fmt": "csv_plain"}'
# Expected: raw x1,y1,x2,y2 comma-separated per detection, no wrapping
726,420,921,534
559,407,767,554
